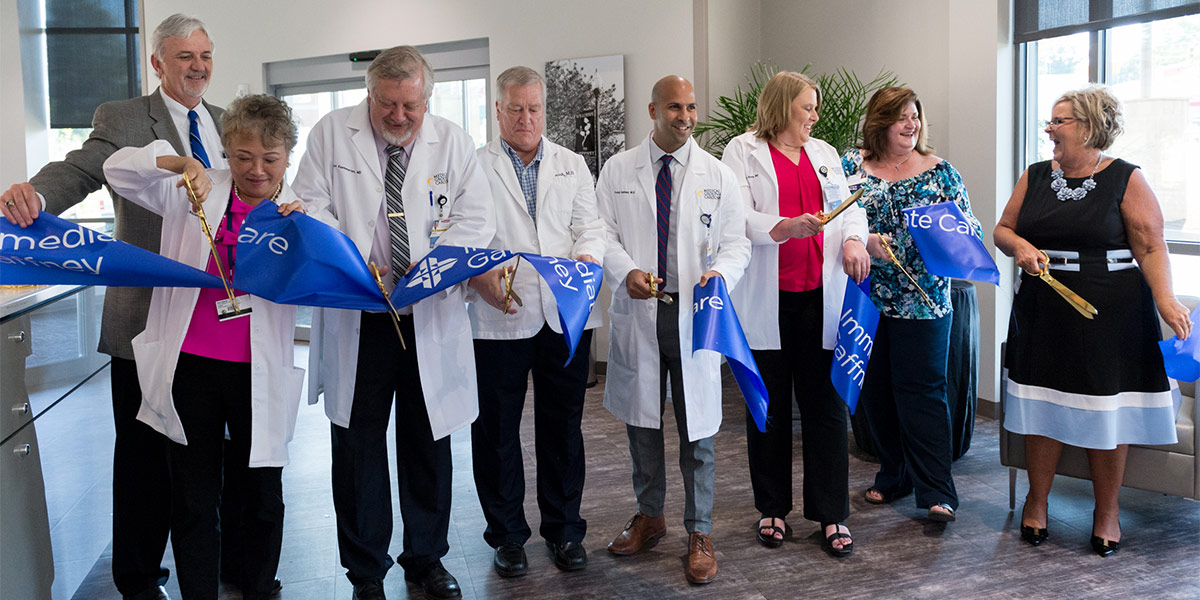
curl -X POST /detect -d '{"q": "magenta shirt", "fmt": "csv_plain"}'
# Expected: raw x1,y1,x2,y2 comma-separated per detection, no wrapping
179,192,253,362
771,144,824,292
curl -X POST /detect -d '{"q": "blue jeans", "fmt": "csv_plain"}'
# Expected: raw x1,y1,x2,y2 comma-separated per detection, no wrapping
860,314,958,509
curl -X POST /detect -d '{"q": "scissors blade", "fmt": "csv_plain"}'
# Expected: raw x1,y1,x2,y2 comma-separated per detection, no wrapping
820,188,865,225
1039,273,1098,319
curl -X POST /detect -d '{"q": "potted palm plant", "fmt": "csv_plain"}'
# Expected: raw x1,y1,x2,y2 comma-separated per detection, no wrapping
694,62,900,158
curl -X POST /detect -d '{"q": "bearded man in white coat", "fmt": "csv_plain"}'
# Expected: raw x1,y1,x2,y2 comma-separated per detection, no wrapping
597,75,751,585
291,46,493,600
466,66,606,578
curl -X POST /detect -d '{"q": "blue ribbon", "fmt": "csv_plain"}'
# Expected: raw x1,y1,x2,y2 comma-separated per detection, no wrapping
901,201,999,285
232,202,388,311
830,277,879,414
0,211,222,288
1159,304,1200,383
520,254,603,365
691,277,769,433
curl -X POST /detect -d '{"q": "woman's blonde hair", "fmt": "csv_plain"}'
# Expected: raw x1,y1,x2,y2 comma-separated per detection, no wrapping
752,71,820,142
1056,85,1124,151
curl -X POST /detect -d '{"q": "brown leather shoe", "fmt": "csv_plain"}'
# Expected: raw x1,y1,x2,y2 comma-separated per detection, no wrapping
685,532,718,584
607,512,667,555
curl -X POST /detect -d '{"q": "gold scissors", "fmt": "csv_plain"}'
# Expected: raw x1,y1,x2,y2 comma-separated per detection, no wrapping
502,257,524,314
1027,250,1098,319
647,273,673,305
877,233,935,308
368,261,408,349
183,173,240,313
818,188,865,227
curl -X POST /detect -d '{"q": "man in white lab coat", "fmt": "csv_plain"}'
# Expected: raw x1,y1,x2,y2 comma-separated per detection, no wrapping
466,66,606,578
597,75,751,585
292,46,494,600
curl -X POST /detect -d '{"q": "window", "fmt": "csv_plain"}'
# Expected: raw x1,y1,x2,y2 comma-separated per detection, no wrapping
39,0,141,227
1018,3,1200,296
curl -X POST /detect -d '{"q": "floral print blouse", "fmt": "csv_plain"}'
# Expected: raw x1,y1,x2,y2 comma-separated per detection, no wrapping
841,148,981,320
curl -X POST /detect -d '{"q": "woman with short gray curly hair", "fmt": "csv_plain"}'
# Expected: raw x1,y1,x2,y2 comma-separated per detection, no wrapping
102,93,307,598
995,84,1191,557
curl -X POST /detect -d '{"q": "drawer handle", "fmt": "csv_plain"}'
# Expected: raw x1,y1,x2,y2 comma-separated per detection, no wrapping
11,403,29,416
13,444,31,457
7,331,25,343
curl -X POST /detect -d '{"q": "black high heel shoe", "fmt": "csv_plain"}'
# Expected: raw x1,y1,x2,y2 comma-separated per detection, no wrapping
1020,524,1049,546
1090,535,1120,557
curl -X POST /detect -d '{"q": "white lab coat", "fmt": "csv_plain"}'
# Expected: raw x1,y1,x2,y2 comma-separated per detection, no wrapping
103,140,305,468
597,135,751,442
292,102,494,440
468,136,606,339
722,132,868,350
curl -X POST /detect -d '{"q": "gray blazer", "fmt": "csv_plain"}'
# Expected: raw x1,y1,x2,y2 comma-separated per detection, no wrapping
30,88,224,360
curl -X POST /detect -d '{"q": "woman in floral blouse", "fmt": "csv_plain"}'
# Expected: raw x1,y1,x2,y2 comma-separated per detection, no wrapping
841,87,981,523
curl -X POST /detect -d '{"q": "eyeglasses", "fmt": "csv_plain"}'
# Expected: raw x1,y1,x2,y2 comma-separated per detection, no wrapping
1041,117,1079,129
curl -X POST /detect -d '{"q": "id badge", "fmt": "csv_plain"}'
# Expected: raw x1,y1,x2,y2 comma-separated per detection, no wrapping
846,173,865,193
704,229,716,268
216,294,252,321
428,217,452,247
823,184,843,210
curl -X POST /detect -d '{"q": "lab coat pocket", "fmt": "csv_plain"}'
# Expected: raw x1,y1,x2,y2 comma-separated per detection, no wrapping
282,366,306,443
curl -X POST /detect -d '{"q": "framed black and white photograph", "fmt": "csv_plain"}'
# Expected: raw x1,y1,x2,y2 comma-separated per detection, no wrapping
545,54,625,179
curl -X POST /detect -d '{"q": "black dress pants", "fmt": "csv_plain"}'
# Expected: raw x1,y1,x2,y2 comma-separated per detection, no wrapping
109,356,172,597
471,326,592,548
169,353,284,600
860,315,958,510
746,289,849,524
332,312,451,584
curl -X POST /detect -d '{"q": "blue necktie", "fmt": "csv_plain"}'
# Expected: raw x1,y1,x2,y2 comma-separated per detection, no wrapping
188,110,211,168
656,154,673,285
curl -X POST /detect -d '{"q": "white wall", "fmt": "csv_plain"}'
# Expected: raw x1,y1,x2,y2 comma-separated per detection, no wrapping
695,0,763,121
1,0,27,186
144,0,694,146
760,0,1015,405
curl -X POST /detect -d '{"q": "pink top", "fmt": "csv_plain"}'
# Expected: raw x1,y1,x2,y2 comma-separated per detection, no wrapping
771,144,824,292
179,192,254,362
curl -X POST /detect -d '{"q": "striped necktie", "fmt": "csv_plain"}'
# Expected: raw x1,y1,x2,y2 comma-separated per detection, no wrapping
187,109,211,168
385,145,410,280
656,154,673,285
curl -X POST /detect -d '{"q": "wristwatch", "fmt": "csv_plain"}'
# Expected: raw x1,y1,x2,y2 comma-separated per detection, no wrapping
844,235,864,245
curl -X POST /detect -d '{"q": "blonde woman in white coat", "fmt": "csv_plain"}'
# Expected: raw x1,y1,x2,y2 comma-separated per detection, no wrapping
724,72,870,558
103,94,306,600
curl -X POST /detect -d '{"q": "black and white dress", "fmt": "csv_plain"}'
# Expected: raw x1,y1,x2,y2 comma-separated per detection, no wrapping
1002,158,1178,449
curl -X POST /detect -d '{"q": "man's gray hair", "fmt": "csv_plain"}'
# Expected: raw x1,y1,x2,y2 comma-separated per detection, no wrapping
151,14,211,59
496,66,545,103
366,46,435,101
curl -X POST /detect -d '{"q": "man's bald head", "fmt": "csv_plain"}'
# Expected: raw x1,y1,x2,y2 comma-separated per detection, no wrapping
651,75,692,106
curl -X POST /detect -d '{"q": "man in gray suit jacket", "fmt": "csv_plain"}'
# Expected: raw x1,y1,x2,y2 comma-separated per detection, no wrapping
1,14,223,600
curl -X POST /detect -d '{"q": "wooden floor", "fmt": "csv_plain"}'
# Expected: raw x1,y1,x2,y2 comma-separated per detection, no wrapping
71,354,1200,599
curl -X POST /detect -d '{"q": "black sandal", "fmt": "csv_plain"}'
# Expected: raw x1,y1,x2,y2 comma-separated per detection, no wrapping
821,522,854,558
864,487,911,505
755,516,788,548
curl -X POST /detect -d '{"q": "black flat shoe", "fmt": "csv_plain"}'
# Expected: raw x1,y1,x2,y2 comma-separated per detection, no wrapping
1020,524,1049,546
493,543,528,578
755,516,788,548
821,522,854,558
1090,535,1120,557
546,540,588,571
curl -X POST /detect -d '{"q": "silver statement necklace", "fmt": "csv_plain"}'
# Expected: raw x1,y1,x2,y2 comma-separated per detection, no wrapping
1050,154,1102,201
